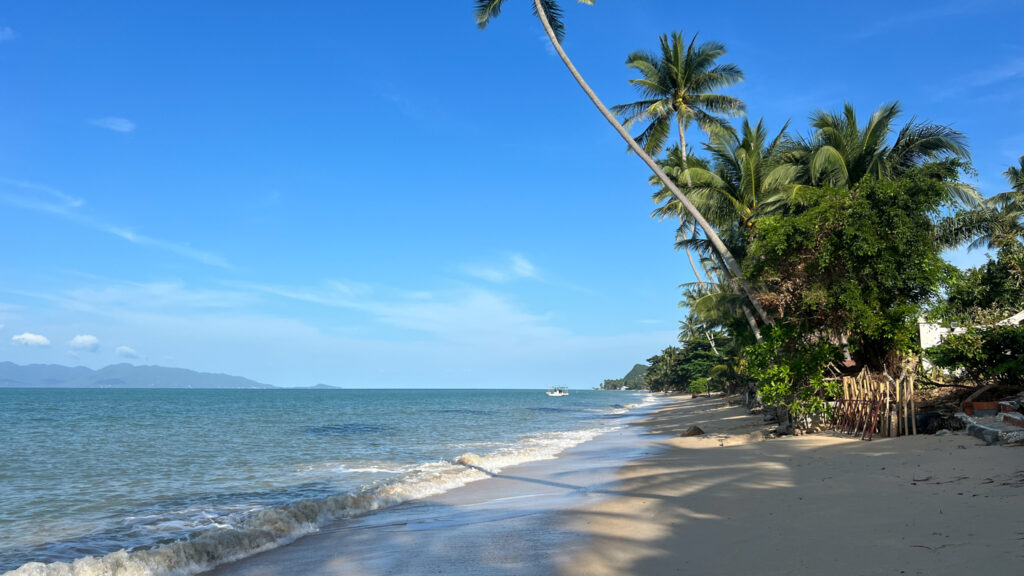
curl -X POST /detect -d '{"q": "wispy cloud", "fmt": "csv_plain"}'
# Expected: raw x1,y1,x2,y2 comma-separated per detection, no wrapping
853,2,984,39
0,179,231,269
90,117,136,133
230,278,561,345
464,254,539,283
933,55,1024,102
0,27,15,43
12,332,50,346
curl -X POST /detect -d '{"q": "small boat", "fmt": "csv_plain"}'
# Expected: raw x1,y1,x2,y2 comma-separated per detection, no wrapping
546,386,569,397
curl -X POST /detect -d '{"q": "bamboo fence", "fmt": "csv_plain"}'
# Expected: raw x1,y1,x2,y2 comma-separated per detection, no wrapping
829,368,917,440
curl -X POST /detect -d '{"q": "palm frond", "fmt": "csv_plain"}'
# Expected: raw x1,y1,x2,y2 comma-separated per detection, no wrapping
474,0,508,29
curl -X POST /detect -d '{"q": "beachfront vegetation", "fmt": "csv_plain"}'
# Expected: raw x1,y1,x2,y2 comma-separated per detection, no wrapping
623,94,1020,410
473,4,1022,406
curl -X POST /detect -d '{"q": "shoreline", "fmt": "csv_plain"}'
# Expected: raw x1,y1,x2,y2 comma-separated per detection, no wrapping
203,394,1023,575
22,393,1017,576
203,396,668,576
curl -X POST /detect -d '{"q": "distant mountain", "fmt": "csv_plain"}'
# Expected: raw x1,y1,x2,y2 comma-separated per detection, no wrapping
599,363,649,390
308,383,341,389
0,362,276,389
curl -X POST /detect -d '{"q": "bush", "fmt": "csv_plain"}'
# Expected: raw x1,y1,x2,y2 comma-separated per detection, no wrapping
746,326,840,417
927,324,1024,386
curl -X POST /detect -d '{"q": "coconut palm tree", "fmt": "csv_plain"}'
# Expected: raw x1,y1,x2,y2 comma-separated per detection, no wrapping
473,0,773,331
611,31,745,174
652,120,798,312
613,32,744,296
787,102,970,191
938,156,1024,251
665,118,798,229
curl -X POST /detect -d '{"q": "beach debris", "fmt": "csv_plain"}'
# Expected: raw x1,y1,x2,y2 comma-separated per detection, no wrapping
681,425,705,437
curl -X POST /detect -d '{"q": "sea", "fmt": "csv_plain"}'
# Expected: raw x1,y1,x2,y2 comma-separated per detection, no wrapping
0,388,654,576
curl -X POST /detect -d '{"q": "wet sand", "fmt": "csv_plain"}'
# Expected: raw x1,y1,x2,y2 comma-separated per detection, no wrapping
204,405,661,576
207,395,1023,575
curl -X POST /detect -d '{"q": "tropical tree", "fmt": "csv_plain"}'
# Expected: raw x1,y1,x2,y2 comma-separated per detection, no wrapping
473,0,773,329
653,120,799,341
938,156,1024,251
612,31,745,176
745,161,964,367
786,101,970,190
667,118,799,230
613,31,744,302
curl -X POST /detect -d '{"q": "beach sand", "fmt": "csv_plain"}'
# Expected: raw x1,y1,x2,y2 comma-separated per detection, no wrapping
560,395,1024,576
206,396,1023,576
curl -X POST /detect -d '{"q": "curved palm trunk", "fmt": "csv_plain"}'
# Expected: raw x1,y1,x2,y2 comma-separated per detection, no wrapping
682,221,706,290
531,0,772,328
708,250,765,340
740,301,762,341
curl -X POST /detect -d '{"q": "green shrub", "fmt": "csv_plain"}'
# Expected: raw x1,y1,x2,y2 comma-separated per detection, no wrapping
928,324,1024,386
746,325,839,416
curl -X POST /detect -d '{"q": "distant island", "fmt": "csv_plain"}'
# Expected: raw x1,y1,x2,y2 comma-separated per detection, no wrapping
0,362,277,389
599,364,648,390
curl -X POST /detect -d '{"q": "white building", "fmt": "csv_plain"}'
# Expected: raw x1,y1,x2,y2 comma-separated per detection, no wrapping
918,310,1024,370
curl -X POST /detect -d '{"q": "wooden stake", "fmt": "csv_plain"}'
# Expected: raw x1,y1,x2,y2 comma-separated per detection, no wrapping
909,371,918,436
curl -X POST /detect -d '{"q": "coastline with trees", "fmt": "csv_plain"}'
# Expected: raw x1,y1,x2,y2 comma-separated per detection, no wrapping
474,2,1023,573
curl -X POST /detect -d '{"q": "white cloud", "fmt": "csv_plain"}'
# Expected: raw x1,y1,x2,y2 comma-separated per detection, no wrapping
69,334,100,352
12,332,50,346
116,345,139,359
465,254,539,283
90,117,136,133
0,27,15,43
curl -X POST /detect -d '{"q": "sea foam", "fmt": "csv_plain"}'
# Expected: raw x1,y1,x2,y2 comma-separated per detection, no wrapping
3,425,615,576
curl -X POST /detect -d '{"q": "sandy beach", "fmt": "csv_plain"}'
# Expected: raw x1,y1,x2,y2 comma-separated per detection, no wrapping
207,395,1023,576
561,395,1023,576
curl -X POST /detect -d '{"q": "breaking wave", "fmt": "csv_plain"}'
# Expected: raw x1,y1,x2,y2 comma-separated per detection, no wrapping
4,426,614,576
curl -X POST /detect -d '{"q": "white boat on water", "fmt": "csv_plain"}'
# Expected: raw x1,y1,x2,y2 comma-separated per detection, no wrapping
546,386,569,397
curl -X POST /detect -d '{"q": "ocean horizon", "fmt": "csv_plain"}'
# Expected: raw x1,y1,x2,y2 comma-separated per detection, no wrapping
0,388,654,576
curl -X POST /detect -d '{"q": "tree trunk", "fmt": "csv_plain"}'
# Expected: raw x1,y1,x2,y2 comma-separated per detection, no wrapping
682,221,706,290
531,0,773,329
740,301,763,342
677,116,693,186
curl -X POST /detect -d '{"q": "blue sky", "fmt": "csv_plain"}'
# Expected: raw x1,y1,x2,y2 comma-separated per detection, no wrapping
1,1,1022,387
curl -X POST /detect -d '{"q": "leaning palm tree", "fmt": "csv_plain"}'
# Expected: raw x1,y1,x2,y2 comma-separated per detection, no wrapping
473,0,773,330
612,31,745,175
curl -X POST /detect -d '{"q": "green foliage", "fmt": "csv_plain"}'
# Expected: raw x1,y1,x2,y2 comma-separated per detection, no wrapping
929,245,1024,325
745,326,839,416
747,162,960,366
644,341,718,392
926,324,1024,386
690,377,710,395
612,31,745,156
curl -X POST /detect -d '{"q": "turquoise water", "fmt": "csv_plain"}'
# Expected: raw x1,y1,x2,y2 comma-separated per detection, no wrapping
0,388,650,575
